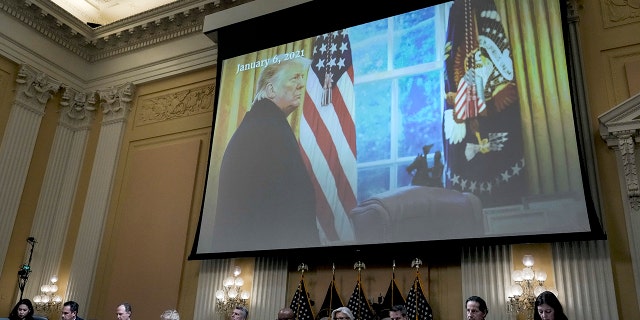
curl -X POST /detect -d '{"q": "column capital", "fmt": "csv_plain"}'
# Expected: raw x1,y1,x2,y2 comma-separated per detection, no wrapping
98,82,136,124
59,87,98,130
15,64,61,114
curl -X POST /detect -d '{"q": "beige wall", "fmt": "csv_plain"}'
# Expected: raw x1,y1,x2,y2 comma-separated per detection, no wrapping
0,0,639,319
580,0,640,318
88,69,215,320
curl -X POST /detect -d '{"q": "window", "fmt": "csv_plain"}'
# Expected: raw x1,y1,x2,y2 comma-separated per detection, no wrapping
349,3,451,202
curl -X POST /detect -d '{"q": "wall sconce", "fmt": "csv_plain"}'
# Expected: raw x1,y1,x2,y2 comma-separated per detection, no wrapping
507,255,556,320
33,275,63,313
215,266,250,316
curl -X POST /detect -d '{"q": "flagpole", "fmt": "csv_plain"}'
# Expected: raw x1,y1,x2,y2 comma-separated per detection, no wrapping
291,263,314,320
392,260,396,280
407,258,434,320
331,263,336,311
353,261,366,320
413,258,421,320
298,263,308,277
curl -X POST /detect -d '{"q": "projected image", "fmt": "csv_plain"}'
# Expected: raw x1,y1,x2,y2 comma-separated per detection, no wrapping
195,0,592,256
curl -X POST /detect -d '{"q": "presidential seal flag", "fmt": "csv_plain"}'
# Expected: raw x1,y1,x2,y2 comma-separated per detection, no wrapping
300,29,357,245
442,0,526,207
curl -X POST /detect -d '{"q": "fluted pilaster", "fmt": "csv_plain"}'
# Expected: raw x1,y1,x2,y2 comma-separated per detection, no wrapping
462,245,511,320
0,64,60,275
65,82,135,309
195,259,233,320
553,241,619,319
251,257,289,318
22,87,97,302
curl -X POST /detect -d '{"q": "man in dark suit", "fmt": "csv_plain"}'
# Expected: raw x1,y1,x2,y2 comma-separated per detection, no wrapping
212,56,320,252
61,301,84,320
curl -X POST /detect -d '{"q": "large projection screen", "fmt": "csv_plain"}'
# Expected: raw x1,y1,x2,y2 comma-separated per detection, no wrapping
191,0,604,259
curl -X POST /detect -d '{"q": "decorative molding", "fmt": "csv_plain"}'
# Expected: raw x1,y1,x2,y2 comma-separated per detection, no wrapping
617,132,640,210
136,84,215,125
599,93,640,146
98,82,135,124
566,0,582,23
600,0,640,28
15,64,61,114
59,87,97,129
599,92,640,209
602,45,640,103
0,0,253,62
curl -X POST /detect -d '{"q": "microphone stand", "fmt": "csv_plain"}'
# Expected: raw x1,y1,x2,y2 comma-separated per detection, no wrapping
17,237,36,300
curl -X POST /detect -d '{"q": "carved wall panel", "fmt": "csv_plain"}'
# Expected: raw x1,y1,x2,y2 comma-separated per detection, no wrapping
135,83,215,126
600,0,640,28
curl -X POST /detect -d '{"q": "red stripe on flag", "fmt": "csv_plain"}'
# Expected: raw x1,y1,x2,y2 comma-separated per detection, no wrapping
303,92,357,218
299,140,339,241
331,80,356,156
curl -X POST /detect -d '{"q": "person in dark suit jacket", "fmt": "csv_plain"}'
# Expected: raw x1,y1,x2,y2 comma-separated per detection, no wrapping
61,301,84,320
212,55,320,252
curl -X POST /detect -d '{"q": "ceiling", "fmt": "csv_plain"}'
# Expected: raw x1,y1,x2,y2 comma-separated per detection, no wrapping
1,0,306,63
50,0,180,26
1,0,242,62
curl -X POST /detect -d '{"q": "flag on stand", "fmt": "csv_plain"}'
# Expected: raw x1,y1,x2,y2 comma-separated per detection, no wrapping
405,276,433,320
316,277,344,320
300,29,357,244
347,279,376,320
290,277,316,320
380,276,405,317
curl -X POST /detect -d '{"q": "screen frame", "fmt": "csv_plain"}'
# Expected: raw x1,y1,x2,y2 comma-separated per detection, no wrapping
189,0,606,261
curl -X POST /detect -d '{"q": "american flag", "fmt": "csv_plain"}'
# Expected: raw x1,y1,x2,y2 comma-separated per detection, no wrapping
300,29,357,243
347,280,376,320
316,277,344,320
290,278,316,320
405,276,433,320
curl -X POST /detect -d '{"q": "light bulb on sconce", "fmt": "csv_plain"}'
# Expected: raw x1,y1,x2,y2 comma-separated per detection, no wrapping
507,255,557,320
215,266,250,317
33,276,63,314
